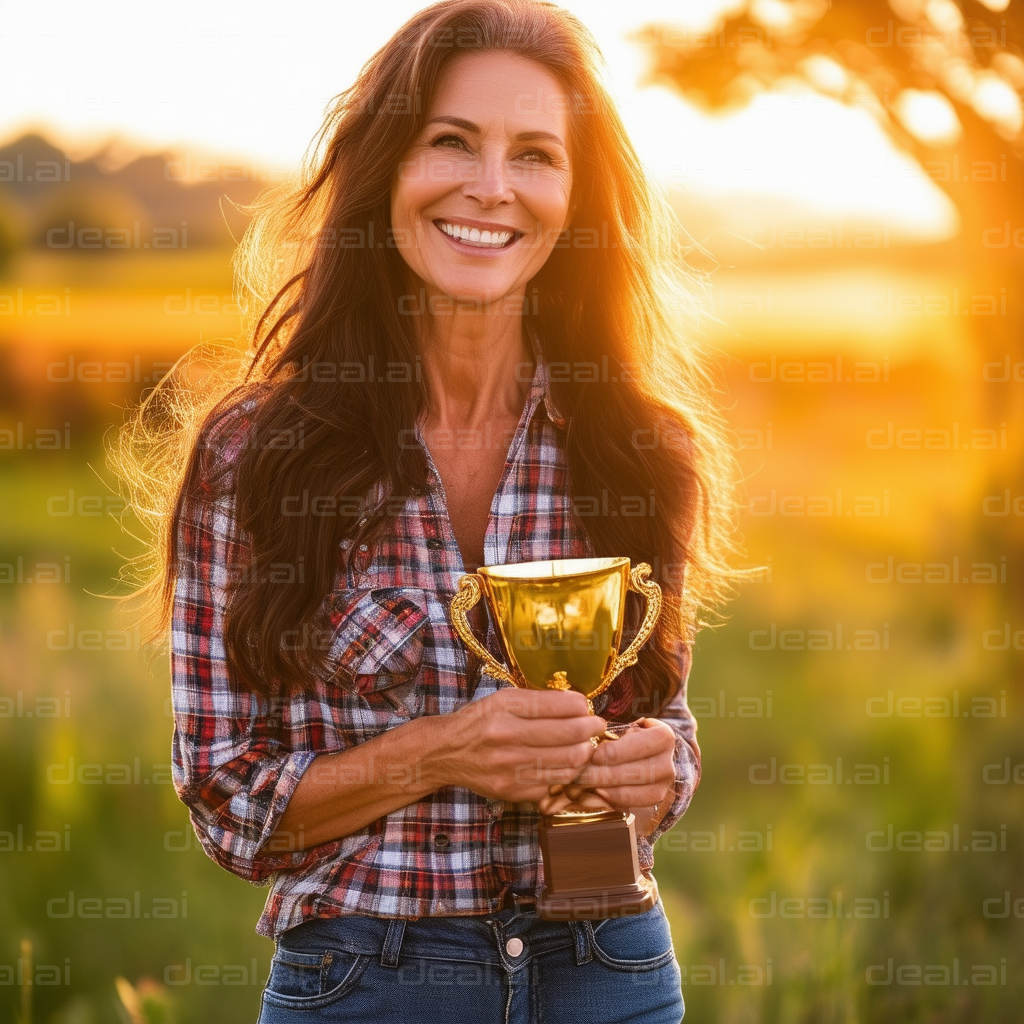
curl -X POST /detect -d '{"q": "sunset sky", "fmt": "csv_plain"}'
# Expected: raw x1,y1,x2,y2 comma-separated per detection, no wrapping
1,0,957,240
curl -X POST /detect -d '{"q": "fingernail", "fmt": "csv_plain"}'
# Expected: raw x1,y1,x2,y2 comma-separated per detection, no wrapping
548,783,564,796
565,784,583,800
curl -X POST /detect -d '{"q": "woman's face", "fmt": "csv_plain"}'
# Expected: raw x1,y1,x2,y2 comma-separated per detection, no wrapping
391,50,573,309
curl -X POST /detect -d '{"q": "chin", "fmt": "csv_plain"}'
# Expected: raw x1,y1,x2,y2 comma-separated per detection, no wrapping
430,276,518,308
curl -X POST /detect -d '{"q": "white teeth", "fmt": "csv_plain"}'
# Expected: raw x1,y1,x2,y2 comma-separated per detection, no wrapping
437,220,515,248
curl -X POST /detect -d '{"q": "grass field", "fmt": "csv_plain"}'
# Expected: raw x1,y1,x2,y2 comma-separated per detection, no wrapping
1,248,1021,1023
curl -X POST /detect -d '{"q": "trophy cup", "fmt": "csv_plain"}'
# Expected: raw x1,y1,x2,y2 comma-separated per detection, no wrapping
450,556,663,920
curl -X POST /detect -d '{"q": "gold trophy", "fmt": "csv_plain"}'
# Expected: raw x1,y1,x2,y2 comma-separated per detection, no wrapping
450,556,663,920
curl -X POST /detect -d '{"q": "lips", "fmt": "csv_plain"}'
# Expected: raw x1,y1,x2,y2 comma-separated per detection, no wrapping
433,218,522,249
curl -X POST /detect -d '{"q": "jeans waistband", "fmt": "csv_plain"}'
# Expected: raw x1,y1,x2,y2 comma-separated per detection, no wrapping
277,905,594,969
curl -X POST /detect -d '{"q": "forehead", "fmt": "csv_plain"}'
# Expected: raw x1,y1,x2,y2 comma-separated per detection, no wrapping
428,50,570,138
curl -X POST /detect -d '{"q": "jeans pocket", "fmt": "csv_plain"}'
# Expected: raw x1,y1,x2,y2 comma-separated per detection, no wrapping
262,946,369,1010
586,900,677,972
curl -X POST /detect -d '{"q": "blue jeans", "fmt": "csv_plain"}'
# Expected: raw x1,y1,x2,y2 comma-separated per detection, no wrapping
256,898,684,1023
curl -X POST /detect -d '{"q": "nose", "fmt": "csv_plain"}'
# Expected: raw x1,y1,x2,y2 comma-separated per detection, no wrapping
462,146,515,208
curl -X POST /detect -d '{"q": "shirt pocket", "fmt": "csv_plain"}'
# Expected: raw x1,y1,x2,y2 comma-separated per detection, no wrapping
326,587,429,719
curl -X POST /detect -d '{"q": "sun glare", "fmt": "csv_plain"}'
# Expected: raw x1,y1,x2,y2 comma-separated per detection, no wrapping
0,0,965,239
892,89,962,146
970,71,1024,138
623,85,959,241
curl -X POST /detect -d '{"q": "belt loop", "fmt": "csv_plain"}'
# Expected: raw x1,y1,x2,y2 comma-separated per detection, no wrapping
569,920,593,966
380,918,407,968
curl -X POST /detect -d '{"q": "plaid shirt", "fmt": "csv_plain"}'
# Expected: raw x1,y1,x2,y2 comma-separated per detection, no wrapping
170,333,701,939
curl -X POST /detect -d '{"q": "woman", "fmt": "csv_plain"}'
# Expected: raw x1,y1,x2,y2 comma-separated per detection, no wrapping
114,1,737,1020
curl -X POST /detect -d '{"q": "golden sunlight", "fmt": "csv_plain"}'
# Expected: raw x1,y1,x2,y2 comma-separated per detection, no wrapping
892,89,963,146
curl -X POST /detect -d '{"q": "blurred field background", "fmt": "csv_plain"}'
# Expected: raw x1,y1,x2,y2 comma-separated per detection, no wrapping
2,1,1024,1022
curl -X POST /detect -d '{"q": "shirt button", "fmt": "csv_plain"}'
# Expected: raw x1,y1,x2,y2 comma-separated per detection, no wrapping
505,937,524,957
426,538,444,551
433,832,450,849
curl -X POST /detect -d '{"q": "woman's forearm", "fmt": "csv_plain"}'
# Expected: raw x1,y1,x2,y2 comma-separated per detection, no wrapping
271,715,450,850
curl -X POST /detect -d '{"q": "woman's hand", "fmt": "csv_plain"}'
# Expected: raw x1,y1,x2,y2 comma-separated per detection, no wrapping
536,718,676,816
432,687,608,805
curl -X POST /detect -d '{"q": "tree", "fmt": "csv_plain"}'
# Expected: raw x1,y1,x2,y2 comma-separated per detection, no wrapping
636,0,1024,618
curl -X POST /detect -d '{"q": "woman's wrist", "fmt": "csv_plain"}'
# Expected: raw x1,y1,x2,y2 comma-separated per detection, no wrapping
410,712,464,794
631,802,667,839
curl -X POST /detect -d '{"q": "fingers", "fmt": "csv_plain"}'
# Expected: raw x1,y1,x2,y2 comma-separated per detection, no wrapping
573,751,673,790
510,720,673,803
507,740,597,785
542,781,598,803
504,715,608,748
588,719,675,766
594,783,673,808
460,695,677,810
473,689,607,746
501,688,591,719
492,711,607,750
537,787,614,816
537,790,572,815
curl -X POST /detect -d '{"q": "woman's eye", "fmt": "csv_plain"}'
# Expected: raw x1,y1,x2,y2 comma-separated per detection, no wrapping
426,135,554,164
430,134,467,150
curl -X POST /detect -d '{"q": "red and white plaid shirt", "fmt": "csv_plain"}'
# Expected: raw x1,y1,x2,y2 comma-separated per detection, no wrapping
170,333,701,938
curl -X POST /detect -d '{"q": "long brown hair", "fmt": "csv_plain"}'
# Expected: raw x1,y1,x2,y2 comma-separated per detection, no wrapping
110,0,740,718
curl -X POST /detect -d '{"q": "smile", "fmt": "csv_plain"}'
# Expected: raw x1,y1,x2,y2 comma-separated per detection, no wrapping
433,219,521,249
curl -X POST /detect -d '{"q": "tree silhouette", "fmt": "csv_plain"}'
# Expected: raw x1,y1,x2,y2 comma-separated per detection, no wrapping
636,0,1024,620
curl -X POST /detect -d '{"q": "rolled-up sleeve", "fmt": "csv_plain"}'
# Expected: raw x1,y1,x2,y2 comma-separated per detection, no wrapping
170,423,324,883
642,641,701,847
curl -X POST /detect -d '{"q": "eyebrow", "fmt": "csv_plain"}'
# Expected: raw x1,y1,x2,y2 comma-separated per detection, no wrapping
425,115,566,148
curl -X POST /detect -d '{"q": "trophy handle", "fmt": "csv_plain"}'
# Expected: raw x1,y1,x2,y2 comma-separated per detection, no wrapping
450,574,517,687
606,562,663,685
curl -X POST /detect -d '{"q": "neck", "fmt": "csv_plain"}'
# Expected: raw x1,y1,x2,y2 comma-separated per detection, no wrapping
414,291,533,430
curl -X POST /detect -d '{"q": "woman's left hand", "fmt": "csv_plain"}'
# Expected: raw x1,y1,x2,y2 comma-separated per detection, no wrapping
536,718,676,816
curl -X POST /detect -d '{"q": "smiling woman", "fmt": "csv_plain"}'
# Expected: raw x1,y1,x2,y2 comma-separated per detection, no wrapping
391,50,574,303
109,2,739,1022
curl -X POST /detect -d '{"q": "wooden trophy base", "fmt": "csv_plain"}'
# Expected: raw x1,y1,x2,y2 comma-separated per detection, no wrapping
536,809,659,920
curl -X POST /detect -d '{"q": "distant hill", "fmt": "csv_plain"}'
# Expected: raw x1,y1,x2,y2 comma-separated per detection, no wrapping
0,132,272,266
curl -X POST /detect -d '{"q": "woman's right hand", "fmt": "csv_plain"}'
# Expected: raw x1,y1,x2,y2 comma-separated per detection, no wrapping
431,687,607,804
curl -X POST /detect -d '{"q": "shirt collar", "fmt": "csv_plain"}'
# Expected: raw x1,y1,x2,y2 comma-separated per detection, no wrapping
525,321,568,430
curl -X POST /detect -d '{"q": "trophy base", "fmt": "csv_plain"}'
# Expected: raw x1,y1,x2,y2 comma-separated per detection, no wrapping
536,810,659,921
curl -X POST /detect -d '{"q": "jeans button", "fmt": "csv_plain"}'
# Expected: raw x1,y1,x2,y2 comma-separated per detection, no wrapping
505,937,524,957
